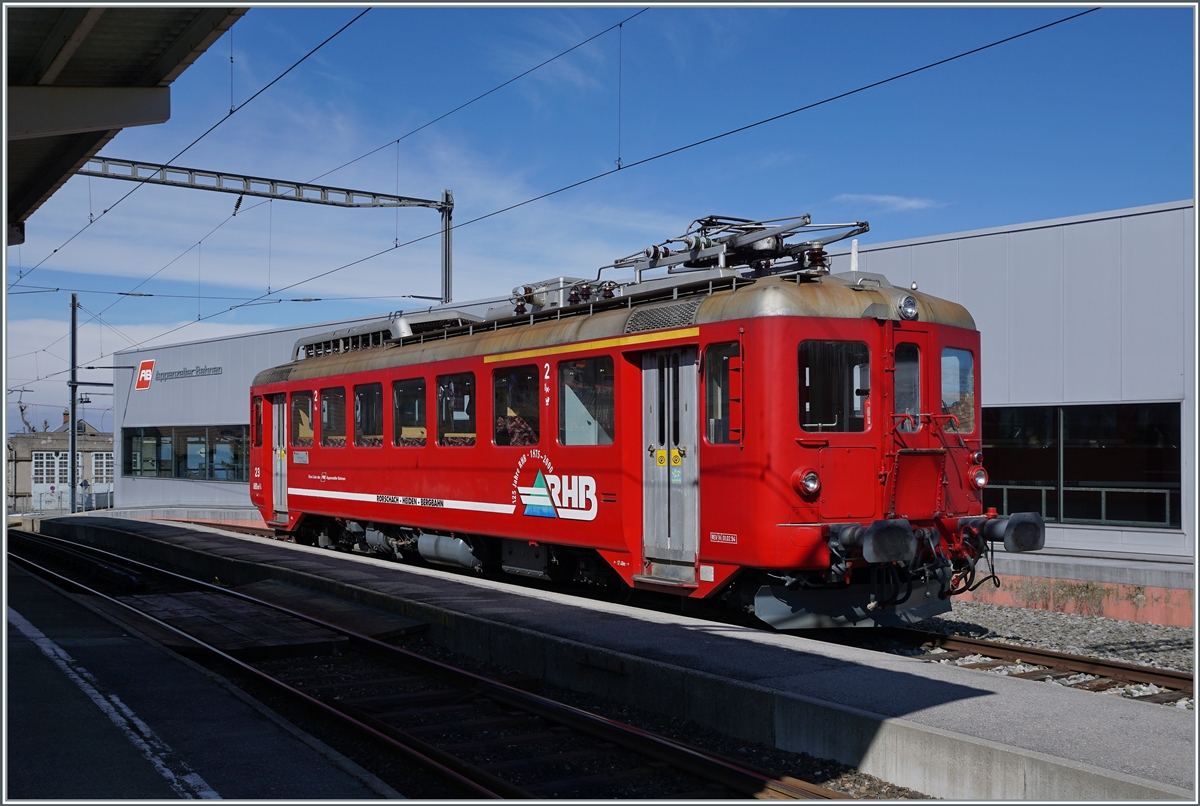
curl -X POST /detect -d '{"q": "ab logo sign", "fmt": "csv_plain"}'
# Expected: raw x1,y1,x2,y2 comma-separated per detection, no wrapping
135,359,155,391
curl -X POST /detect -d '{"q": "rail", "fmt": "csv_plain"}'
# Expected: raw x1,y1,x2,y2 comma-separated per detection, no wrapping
9,530,841,800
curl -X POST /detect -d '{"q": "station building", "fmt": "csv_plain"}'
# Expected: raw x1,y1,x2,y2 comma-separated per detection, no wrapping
110,199,1195,623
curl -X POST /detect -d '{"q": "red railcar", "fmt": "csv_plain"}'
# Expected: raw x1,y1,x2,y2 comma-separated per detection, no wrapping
249,216,1043,627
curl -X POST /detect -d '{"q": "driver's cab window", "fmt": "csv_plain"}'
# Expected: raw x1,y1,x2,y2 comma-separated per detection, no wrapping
941,348,975,433
799,340,870,432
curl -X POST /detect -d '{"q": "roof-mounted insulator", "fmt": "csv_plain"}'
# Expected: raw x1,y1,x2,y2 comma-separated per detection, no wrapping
803,246,828,270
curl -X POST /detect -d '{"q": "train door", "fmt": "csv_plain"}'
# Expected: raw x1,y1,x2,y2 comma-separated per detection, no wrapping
639,347,699,585
271,394,287,519
887,323,944,520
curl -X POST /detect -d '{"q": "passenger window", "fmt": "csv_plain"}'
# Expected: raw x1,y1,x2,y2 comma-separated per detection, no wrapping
493,365,540,446
393,379,427,447
705,342,742,444
895,343,920,432
253,396,263,447
941,348,975,433
320,387,347,447
354,383,384,447
798,341,870,433
559,357,614,445
437,372,475,446
290,391,313,447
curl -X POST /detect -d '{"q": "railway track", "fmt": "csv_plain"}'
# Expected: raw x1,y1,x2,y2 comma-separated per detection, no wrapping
815,626,1193,706
7,529,841,800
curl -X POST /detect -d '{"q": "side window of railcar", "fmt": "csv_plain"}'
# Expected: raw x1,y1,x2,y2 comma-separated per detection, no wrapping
559,357,614,445
493,365,540,446
290,391,314,447
940,348,975,433
895,343,921,432
798,341,870,433
354,383,384,447
393,378,427,447
320,387,347,447
253,396,263,447
436,372,475,446
705,343,742,444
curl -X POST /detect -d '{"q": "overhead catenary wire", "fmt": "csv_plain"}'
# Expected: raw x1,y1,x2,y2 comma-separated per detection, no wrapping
6,8,652,367
9,7,1099,391
7,8,371,291
308,8,649,184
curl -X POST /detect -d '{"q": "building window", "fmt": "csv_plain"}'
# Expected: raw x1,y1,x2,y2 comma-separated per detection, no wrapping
493,365,540,446
559,356,614,446
121,426,247,482
31,451,54,485
354,383,384,447
982,402,1181,529
798,340,870,432
210,428,246,480
393,378,427,447
704,344,741,444
436,372,475,446
320,388,347,447
92,452,114,484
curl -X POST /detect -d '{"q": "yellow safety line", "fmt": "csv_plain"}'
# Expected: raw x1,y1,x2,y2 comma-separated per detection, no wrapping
483,327,700,363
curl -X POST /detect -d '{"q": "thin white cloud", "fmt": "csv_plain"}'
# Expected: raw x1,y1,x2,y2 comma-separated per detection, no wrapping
832,194,939,212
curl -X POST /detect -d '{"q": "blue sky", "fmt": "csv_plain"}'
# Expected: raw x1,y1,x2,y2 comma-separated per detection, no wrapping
4,5,1195,433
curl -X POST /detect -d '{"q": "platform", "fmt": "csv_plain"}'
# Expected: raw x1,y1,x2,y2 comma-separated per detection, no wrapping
5,560,398,800
33,515,1196,800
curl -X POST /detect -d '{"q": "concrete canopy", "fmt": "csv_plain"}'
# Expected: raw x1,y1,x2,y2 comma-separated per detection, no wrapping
5,7,248,246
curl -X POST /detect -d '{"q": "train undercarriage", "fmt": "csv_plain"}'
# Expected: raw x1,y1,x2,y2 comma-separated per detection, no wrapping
283,510,1044,629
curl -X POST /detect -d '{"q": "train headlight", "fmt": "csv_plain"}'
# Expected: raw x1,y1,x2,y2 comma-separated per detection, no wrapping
970,467,989,489
802,471,821,494
971,450,984,465
898,295,919,320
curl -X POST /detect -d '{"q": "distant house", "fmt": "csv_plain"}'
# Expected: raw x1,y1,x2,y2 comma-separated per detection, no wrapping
7,409,114,513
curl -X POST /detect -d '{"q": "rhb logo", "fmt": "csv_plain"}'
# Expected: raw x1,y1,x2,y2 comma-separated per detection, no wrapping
511,449,598,522
135,359,155,390
519,471,598,522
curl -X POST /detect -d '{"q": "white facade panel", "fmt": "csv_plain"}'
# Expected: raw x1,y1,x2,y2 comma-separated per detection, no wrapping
1006,226,1064,405
1062,218,1123,403
856,246,910,286
910,239,959,303
958,234,1011,405
1121,210,1187,402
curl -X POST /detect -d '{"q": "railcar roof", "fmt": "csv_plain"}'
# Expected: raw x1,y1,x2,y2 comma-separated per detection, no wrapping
252,272,975,387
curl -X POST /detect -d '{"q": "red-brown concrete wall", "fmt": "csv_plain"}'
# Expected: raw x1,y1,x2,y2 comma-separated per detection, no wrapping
963,573,1193,628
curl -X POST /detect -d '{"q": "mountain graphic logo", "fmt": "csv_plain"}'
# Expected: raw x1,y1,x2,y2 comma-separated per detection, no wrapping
518,470,558,518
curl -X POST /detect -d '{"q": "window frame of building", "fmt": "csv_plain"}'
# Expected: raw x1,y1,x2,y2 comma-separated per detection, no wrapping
92,451,114,484
121,426,248,482
982,402,1181,529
